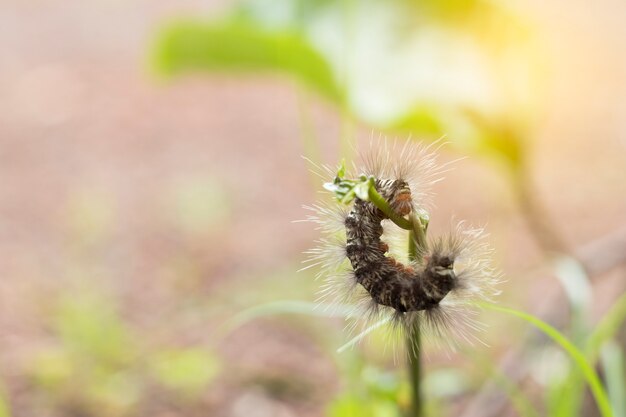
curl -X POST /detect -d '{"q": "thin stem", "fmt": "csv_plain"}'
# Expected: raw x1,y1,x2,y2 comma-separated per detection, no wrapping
367,187,412,230
365,184,428,417
406,215,428,417
410,214,429,256
407,321,422,417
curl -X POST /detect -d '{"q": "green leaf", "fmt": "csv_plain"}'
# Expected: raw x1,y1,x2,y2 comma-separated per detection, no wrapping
384,105,525,168
336,159,346,179
152,18,342,102
482,303,614,417
324,168,374,205
383,105,444,137
354,179,373,201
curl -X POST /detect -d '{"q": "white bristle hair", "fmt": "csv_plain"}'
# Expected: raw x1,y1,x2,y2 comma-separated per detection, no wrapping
361,138,451,212
336,222,501,356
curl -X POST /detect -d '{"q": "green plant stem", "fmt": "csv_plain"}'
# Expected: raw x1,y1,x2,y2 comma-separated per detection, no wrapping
410,215,428,256
366,185,428,417
407,214,428,417
407,319,422,417
367,187,412,230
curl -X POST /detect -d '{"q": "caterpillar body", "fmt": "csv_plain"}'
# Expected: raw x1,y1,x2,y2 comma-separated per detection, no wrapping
345,179,455,313
302,141,501,347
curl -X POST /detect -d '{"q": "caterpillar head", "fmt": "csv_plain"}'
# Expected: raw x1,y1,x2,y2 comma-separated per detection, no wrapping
383,179,412,216
425,252,457,298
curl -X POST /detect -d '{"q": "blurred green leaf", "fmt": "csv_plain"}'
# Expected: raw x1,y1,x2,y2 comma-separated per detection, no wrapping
423,368,469,400
462,109,525,168
327,393,398,417
601,341,626,417
361,366,402,402
547,372,585,417
30,349,74,389
328,394,370,417
385,105,525,168
149,349,220,396
549,257,592,417
384,105,444,137
586,292,626,362
417,0,482,21
85,371,141,413
483,303,614,417
53,296,136,366
152,18,342,102
553,257,592,334
0,379,10,417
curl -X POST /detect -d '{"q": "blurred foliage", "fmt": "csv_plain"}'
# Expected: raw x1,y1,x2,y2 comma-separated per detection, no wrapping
326,356,408,417
27,293,221,416
152,18,342,102
151,0,540,166
601,342,626,417
149,349,220,398
484,303,616,417
229,289,626,417
53,296,137,365
327,358,471,417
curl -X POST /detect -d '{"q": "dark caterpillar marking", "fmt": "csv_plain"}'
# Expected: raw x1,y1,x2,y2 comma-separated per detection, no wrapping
345,179,456,313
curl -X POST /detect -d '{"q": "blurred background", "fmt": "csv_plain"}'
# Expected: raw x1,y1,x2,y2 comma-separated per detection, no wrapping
1,0,625,416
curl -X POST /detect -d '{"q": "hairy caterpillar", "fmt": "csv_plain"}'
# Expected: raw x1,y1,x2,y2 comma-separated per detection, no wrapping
302,141,501,348
346,178,456,313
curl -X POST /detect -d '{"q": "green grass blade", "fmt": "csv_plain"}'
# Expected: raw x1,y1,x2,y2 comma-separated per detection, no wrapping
482,303,614,417
586,292,626,362
551,256,592,417
553,256,591,343
219,300,356,337
336,317,391,354
601,341,625,417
